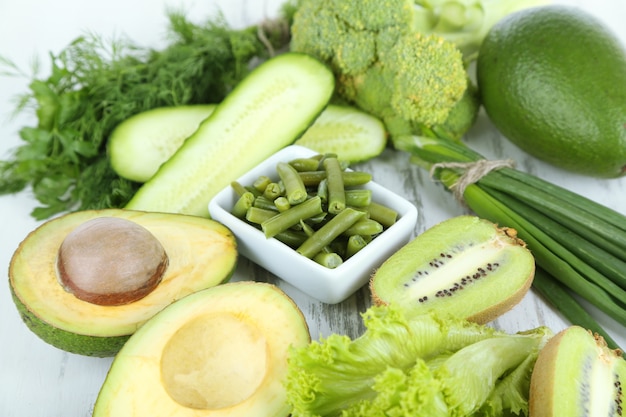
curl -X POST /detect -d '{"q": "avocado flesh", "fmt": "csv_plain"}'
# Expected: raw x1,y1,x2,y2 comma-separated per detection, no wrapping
9,209,237,357
92,281,310,417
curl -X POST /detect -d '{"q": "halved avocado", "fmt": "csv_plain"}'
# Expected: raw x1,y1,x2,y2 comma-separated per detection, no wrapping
9,208,237,357
92,281,310,417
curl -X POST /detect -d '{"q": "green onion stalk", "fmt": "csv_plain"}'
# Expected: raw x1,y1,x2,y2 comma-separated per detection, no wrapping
394,134,626,351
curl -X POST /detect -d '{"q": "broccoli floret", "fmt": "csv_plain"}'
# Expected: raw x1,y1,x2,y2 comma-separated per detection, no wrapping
290,0,547,143
291,0,471,141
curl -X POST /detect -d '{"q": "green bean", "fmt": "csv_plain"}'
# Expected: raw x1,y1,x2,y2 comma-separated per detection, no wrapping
345,189,372,207
305,212,328,224
253,195,279,211
289,157,321,172
367,201,398,228
245,207,276,225
261,196,323,238
277,162,308,205
253,175,272,192
346,234,368,258
323,157,346,214
343,219,383,236
230,181,248,197
313,252,343,268
298,170,373,187
231,191,255,218
274,196,291,212
297,208,365,258
317,178,328,204
262,182,282,200
274,229,308,248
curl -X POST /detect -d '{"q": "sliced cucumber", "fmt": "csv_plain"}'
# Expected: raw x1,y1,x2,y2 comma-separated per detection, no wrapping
125,53,335,217
295,104,387,162
108,105,217,182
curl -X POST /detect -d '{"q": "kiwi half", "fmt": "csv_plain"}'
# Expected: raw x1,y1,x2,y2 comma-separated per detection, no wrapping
370,215,535,323
529,325,625,417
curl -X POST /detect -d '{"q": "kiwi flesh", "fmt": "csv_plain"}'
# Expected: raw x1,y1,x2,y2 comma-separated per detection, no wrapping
370,215,535,324
529,325,625,417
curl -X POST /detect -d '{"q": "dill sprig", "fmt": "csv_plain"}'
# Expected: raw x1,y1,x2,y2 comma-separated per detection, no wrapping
0,9,293,220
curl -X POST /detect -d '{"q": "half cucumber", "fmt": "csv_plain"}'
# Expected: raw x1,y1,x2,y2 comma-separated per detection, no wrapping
125,53,335,217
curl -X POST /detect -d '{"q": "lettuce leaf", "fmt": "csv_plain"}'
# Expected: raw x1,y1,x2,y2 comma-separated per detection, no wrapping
284,304,552,417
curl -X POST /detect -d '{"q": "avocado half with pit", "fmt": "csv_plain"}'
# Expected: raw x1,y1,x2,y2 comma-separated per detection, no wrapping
92,281,310,417
9,208,237,357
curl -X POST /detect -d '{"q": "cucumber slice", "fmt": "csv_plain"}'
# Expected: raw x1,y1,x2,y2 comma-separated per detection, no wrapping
295,104,387,162
109,105,217,182
125,53,335,217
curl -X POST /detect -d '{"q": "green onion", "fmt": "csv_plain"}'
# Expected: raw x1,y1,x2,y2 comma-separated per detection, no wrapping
394,134,626,341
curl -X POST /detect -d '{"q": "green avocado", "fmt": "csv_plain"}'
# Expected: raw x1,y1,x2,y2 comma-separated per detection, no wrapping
477,5,626,178
92,281,310,417
9,209,237,357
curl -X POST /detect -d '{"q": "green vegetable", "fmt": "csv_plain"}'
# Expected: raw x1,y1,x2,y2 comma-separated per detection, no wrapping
277,162,308,205
296,208,364,258
261,196,324,238
0,8,294,220
290,0,475,142
231,153,398,266
108,104,217,183
394,134,626,345
322,157,346,214
110,103,388,185
532,268,622,351
294,104,388,163
411,0,549,61
125,52,335,217
285,304,552,417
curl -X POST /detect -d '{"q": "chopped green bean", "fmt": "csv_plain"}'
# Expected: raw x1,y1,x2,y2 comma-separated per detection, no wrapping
261,196,323,238
317,178,328,204
230,181,248,197
289,157,321,172
343,219,384,236
232,191,255,218
245,207,277,225
345,189,372,207
277,161,308,205
346,235,368,258
298,170,373,187
367,201,398,228
274,196,291,212
297,208,365,258
253,195,279,211
324,157,346,214
253,175,272,192
274,229,308,248
244,185,262,197
230,152,401,268
262,182,282,200
313,252,343,268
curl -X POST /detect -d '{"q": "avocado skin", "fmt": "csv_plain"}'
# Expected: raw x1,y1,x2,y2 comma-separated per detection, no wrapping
10,288,128,357
477,5,626,178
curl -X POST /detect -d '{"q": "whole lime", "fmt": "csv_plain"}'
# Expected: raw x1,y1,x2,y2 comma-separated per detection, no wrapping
477,5,626,178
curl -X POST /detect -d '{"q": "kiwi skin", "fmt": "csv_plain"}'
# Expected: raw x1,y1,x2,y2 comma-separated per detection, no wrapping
370,215,535,325
529,325,625,417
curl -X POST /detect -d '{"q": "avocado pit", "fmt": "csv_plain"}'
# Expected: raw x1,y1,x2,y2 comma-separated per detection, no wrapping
56,216,169,306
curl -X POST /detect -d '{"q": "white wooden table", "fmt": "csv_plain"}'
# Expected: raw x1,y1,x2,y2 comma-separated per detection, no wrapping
1,0,625,415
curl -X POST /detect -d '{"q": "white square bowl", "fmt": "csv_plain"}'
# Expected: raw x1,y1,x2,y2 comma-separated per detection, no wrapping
209,145,418,304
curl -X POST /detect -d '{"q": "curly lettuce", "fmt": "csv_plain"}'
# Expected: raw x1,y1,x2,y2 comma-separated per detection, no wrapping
284,305,552,417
